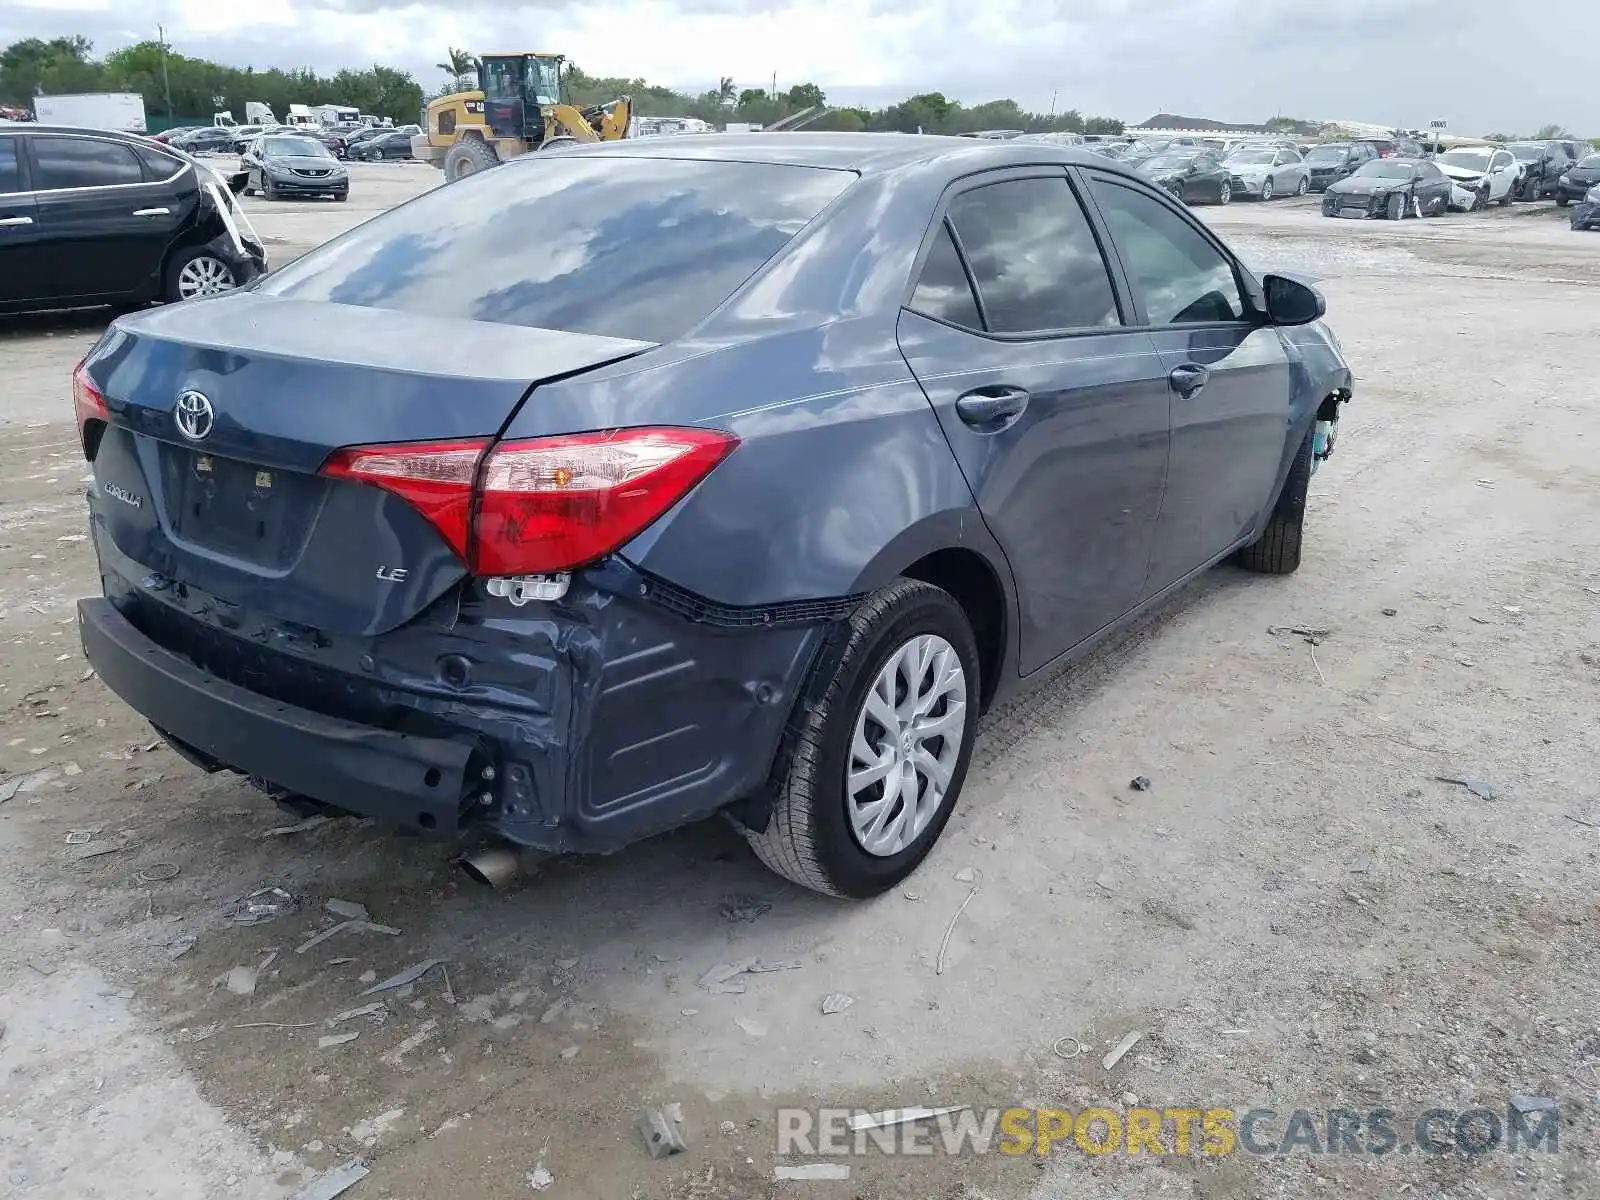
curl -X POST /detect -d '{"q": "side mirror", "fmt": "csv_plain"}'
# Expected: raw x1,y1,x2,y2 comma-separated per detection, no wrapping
1262,274,1325,327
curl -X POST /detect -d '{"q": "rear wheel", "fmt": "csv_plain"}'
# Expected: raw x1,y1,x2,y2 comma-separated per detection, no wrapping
165,247,239,303
443,137,499,182
1557,194,1570,207
1236,427,1313,575
373,147,386,161
743,579,980,898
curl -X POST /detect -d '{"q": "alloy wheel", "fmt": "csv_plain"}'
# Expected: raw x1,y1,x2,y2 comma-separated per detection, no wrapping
1261,177,1274,201
846,633,968,858
176,256,237,299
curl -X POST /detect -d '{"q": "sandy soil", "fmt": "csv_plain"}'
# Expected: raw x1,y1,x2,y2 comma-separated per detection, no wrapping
2,166,1599,1200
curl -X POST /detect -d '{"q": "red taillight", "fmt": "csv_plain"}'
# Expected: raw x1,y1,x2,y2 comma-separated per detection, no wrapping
73,359,110,458
322,427,737,576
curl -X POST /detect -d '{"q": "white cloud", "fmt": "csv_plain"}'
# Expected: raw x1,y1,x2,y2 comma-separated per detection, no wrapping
7,0,1597,133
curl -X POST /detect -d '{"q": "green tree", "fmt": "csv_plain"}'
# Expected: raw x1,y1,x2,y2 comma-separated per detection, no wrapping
1084,116,1125,135
785,82,825,110
716,76,736,105
436,46,476,89
1533,123,1570,139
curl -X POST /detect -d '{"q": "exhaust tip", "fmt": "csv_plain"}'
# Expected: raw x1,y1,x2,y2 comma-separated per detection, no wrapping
458,847,523,889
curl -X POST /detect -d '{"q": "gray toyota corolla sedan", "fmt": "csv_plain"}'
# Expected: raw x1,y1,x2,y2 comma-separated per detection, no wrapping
73,134,1353,898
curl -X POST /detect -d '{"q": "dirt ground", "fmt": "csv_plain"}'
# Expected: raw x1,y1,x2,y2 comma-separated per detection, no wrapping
3,164,1599,1200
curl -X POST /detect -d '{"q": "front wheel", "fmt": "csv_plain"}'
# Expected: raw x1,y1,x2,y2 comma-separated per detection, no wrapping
374,147,386,161
1296,175,1309,196
1216,180,1231,205
743,579,980,898
1386,192,1405,220
1557,195,1570,207
1236,426,1314,575
1260,176,1274,202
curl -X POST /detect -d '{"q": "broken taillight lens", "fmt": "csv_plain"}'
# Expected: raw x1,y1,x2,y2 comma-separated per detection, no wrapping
321,427,738,576
73,359,110,459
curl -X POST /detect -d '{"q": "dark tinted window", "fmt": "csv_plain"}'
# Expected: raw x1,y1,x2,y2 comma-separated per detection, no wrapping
32,137,144,190
260,157,853,341
0,138,21,194
909,222,981,328
135,144,182,179
1582,155,1600,169
1090,180,1244,325
945,177,1119,334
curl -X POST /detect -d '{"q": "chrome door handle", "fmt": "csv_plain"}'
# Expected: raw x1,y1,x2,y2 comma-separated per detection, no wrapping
1168,363,1210,399
0,215,33,227
133,207,171,217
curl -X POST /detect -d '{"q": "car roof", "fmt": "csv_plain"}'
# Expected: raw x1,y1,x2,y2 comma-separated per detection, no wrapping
547,132,1128,177
0,124,153,139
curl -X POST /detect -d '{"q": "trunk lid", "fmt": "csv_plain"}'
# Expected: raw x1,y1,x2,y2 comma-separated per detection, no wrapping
85,292,653,636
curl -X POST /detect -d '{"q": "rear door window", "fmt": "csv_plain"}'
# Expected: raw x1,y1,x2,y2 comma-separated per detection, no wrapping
944,176,1120,334
908,222,982,329
0,138,22,193
32,137,146,190
134,144,183,181
259,156,855,342
1089,179,1245,325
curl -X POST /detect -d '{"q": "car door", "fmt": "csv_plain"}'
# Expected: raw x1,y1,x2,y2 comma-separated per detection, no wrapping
895,170,1173,674
1416,162,1450,212
1084,172,1293,590
1488,150,1514,200
0,134,43,306
26,134,182,301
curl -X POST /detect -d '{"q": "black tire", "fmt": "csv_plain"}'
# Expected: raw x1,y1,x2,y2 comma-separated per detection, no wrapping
262,175,277,201
1386,192,1405,220
1499,186,1513,207
374,147,386,161
1557,195,1569,207
1236,427,1313,575
743,579,981,898
443,137,498,182
1260,175,1274,202
163,246,239,303
335,191,348,202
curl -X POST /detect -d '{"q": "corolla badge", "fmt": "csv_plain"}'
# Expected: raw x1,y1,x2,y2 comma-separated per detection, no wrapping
174,390,214,441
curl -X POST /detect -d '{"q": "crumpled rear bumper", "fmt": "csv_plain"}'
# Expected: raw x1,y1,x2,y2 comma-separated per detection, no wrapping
83,527,830,853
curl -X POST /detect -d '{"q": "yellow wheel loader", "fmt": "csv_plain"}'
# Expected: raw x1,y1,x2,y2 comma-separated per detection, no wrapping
411,53,632,182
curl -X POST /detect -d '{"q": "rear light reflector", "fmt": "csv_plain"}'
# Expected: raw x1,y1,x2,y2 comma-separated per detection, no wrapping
73,358,110,458
321,439,487,561
321,427,737,577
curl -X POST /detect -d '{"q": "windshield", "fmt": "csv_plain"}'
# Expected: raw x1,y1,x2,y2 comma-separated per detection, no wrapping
1353,162,1414,180
1581,155,1600,169
264,136,331,158
1143,154,1193,170
1306,145,1347,162
1226,150,1276,165
1508,144,1542,160
528,57,562,105
258,157,855,343
1438,150,1491,170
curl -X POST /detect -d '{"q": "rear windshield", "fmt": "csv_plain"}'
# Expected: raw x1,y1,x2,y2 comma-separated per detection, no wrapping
1306,145,1347,161
259,155,855,342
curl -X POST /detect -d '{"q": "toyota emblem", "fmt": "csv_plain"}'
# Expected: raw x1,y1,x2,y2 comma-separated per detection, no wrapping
174,390,214,441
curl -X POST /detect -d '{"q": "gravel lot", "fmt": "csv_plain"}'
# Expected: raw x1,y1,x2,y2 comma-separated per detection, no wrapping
2,161,1598,1200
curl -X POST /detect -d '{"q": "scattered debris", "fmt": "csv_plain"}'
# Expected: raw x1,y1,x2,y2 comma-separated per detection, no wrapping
821,992,855,1015
167,936,197,961
1269,624,1330,645
65,829,99,845
902,890,922,901
560,1045,581,1060
775,1164,851,1181
1564,814,1599,829
137,863,181,883
734,1017,768,1038
953,868,975,883
319,1032,360,1049
233,1022,316,1030
719,1121,737,1136
260,816,329,838
1094,868,1117,892
554,956,579,970
0,776,23,804
1381,607,1398,617
847,1106,967,1133
361,958,444,996
1434,775,1499,801
224,886,298,927
63,762,82,776
1102,1030,1145,1071
526,1163,555,1191
935,877,980,976
71,841,132,862
26,959,54,977
717,894,773,922
1350,855,1372,874
1052,1036,1083,1060
1504,606,1522,615
289,1157,369,1200
639,1109,688,1159
295,919,398,955
225,966,259,996
1129,775,1152,792
380,1020,441,1066
695,958,802,995
1511,1095,1557,1114
328,1002,387,1026
681,1008,699,1017
325,899,369,921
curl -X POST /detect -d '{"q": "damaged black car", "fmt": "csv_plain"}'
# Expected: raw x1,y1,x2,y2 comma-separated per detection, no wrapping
1321,158,1452,220
1572,183,1600,231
